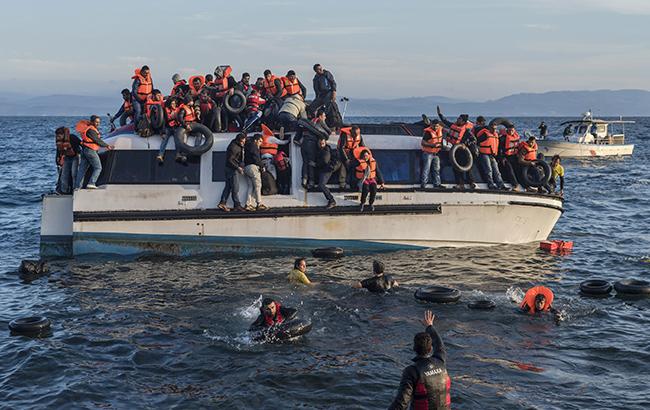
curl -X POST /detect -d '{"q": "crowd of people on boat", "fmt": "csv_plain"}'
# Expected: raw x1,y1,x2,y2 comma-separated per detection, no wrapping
54,64,564,202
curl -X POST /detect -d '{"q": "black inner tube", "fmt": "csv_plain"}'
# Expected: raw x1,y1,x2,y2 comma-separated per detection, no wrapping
9,316,52,336
468,299,496,310
579,279,613,296
449,144,473,173
253,319,313,342
614,279,650,295
488,117,514,129
173,123,214,156
311,247,344,259
414,286,461,303
225,90,246,114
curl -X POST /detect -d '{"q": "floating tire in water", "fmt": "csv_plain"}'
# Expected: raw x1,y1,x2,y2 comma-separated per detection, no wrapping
521,160,552,188
488,117,514,129
148,105,165,130
468,299,496,310
614,279,650,295
174,123,214,156
579,279,613,296
311,247,344,259
9,316,51,337
414,286,461,303
19,260,49,276
449,144,473,173
253,319,313,342
224,90,247,114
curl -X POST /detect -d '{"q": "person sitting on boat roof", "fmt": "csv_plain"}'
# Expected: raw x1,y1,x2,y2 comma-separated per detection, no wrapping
55,126,81,195
111,89,134,127
421,120,446,190
549,155,564,196
174,97,198,163
170,73,188,98
354,147,384,212
517,136,543,193
250,297,298,330
217,133,247,212
188,75,206,100
352,260,399,293
144,89,165,135
156,97,180,163
437,106,477,190
243,134,269,211
477,122,508,190
204,73,214,85
236,72,253,97
309,64,342,127
282,70,307,100
317,135,346,209
204,65,237,132
287,258,316,285
131,65,153,124
338,125,365,188
242,88,266,131
389,310,451,410
498,125,522,191
197,90,220,133
74,115,114,190
520,286,558,316
538,121,548,140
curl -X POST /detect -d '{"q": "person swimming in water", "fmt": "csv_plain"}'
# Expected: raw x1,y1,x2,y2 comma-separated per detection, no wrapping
249,297,297,330
520,286,560,320
352,260,399,293
287,257,316,285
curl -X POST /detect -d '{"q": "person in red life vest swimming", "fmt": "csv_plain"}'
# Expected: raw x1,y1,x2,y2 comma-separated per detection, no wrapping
131,65,153,123
249,297,297,330
156,97,181,163
389,310,451,410
520,286,560,320
54,126,81,195
316,136,346,209
274,150,291,195
437,106,478,190
111,89,134,127
498,125,522,191
476,122,508,190
170,73,188,98
74,115,114,190
338,125,365,187
354,147,385,212
196,89,219,132
420,120,446,189
217,133,247,212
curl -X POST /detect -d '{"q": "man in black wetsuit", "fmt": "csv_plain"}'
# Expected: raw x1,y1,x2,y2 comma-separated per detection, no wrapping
389,310,451,410
249,298,297,330
352,260,399,293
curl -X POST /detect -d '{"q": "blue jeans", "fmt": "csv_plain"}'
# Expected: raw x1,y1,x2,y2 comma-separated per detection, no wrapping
132,98,144,123
421,153,441,186
75,147,102,188
59,155,79,194
159,128,175,157
479,154,504,188
220,167,241,206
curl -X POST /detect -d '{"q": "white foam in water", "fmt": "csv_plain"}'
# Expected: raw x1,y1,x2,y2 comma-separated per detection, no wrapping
203,330,256,349
506,286,525,304
235,295,262,320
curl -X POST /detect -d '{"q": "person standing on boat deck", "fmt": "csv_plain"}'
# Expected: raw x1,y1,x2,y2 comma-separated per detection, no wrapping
287,258,315,285
112,89,134,126
421,120,446,189
517,136,543,192
437,106,477,190
157,97,180,163
143,89,165,135
352,260,399,293
538,121,548,139
498,125,522,191
389,310,451,410
309,64,342,126
549,155,564,196
338,125,365,187
316,136,346,209
217,133,247,212
476,123,508,190
55,126,81,195
243,134,269,211
281,70,307,100
131,65,153,124
298,109,332,188
74,115,114,190
354,147,384,212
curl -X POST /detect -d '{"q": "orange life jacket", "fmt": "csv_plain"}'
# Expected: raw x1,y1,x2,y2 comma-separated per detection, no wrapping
501,129,521,157
446,122,472,145
132,68,152,100
354,147,376,179
145,95,164,118
477,128,499,156
179,104,196,123
340,127,361,152
520,286,554,313
282,77,302,96
260,134,278,156
171,79,187,96
75,120,101,151
165,106,180,128
421,126,443,154
518,140,538,161
123,99,133,113
263,75,285,97
188,75,206,97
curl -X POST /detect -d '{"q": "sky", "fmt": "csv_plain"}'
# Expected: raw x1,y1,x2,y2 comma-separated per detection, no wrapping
0,0,648,101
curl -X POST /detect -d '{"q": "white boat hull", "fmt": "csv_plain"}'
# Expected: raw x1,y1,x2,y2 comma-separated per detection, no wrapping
537,140,634,158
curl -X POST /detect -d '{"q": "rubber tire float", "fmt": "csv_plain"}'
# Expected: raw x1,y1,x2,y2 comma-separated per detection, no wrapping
614,279,650,295
521,160,552,188
449,144,473,173
224,90,247,114
253,319,313,342
9,316,51,337
488,117,515,129
468,299,496,310
174,123,214,156
311,247,344,259
148,105,165,130
579,279,613,296
414,286,462,303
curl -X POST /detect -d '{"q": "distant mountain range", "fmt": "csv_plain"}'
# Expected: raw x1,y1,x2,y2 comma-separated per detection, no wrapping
0,89,648,117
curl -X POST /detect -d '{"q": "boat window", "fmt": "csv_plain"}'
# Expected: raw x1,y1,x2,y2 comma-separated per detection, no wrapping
96,151,200,185
372,150,417,183
211,152,226,182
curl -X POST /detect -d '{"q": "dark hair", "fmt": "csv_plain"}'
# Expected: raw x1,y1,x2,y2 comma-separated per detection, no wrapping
141,65,150,71
535,294,546,305
459,114,469,122
121,88,130,95
263,69,272,76
287,70,296,76
476,116,486,123
262,297,274,307
235,132,247,141
252,134,263,141
313,63,321,71
528,136,536,142
372,260,384,274
205,74,214,81
413,332,433,356
552,154,561,163
351,125,360,132
152,89,161,94
316,108,326,117
242,72,250,78
90,115,100,122
165,97,177,108
55,126,69,136
294,257,305,269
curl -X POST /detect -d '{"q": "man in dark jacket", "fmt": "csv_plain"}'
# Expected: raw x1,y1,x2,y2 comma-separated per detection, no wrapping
218,133,246,212
389,310,451,410
316,137,346,209
308,64,342,126
249,297,298,330
352,260,399,293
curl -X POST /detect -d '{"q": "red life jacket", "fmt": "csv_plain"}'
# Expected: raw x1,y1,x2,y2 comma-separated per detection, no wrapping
274,151,289,172
131,68,152,101
477,128,499,156
212,66,233,98
246,94,266,113
263,302,285,326
501,129,521,156
198,97,215,113
518,140,538,161
421,126,443,154
171,79,187,96
75,120,101,151
178,104,196,123
282,77,302,96
446,122,472,145
55,129,76,157
188,75,206,97
123,99,133,113
340,127,361,152
520,286,554,313
165,106,180,128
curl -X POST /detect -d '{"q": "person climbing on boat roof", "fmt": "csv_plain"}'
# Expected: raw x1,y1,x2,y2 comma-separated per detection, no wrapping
338,125,365,187
282,70,307,99
352,260,399,293
287,257,315,285
316,135,346,209
249,297,297,330
549,155,564,196
354,147,384,212
309,64,342,126
112,89,133,127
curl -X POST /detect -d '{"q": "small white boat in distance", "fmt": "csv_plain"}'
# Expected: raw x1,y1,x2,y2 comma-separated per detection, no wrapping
536,111,634,158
